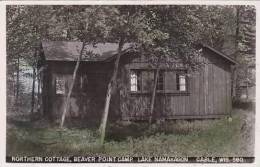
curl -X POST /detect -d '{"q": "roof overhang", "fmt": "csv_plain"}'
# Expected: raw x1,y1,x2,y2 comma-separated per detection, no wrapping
199,43,237,65
41,41,136,62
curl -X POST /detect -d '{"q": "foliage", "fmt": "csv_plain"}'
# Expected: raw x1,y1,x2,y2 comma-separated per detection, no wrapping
8,5,237,68
236,6,256,58
6,5,256,158
6,5,255,66
7,5,256,110
235,6,256,91
7,108,254,157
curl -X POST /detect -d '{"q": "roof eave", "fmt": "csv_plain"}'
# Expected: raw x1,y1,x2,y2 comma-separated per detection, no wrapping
103,47,137,62
200,43,238,65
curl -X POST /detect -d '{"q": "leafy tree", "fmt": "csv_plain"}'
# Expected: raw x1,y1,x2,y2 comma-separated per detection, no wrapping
54,6,120,127
75,6,171,143
234,6,255,99
7,5,255,143
7,5,50,113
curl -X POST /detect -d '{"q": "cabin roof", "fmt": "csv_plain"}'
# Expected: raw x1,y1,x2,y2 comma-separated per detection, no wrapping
41,41,237,65
200,43,237,65
41,41,134,62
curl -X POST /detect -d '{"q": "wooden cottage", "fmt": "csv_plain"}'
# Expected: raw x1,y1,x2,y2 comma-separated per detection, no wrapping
38,41,236,123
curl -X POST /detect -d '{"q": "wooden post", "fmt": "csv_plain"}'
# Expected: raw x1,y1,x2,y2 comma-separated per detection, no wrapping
99,38,124,145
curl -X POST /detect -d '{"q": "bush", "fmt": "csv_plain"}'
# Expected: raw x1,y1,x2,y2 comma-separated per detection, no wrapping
233,100,255,110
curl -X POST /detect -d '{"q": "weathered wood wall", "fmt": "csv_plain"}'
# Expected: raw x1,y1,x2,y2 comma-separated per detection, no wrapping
42,47,232,122
118,49,232,120
42,61,120,123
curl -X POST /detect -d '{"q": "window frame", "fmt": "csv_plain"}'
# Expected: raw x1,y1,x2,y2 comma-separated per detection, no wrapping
55,75,66,95
156,70,165,91
54,73,88,96
176,73,188,92
130,69,142,92
129,68,190,95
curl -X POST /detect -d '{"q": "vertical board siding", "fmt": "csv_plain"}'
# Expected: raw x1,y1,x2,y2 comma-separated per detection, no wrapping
199,66,205,116
47,62,113,122
204,64,209,116
222,68,226,114
209,64,214,115
213,65,219,114
211,61,230,115
185,91,190,116
44,48,233,122
191,72,200,115
222,67,227,114
227,71,232,115
225,70,228,115
207,64,212,115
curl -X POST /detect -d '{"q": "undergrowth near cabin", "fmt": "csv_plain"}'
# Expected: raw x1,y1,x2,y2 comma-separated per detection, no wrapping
6,108,254,157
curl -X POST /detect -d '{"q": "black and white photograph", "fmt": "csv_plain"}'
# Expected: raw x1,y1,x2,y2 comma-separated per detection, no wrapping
3,2,257,165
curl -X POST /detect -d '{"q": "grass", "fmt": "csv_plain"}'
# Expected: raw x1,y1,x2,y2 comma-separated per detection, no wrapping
6,109,254,157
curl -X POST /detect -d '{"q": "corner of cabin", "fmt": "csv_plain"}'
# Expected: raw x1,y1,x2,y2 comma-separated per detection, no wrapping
199,44,233,117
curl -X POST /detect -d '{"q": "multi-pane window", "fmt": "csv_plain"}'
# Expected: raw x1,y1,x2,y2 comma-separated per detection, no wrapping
156,70,164,91
130,70,141,92
55,74,88,95
56,76,65,95
176,73,187,91
130,69,188,93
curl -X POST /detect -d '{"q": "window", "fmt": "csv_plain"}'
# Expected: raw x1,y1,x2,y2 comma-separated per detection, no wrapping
156,70,164,91
176,73,187,91
56,76,65,94
142,70,154,92
55,74,88,95
130,69,189,94
130,70,141,92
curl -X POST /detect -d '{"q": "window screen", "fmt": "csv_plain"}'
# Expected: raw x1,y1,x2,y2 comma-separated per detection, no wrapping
130,70,141,92
156,70,164,91
176,73,187,91
56,76,65,94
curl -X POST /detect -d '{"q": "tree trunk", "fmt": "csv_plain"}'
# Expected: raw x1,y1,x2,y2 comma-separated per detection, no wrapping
60,42,86,128
31,25,38,117
232,6,241,100
99,38,124,145
149,68,159,124
235,7,240,52
37,72,41,113
231,67,237,99
246,81,249,100
31,67,36,116
246,68,249,100
15,57,20,105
